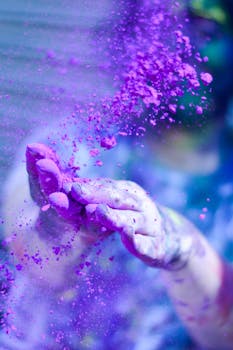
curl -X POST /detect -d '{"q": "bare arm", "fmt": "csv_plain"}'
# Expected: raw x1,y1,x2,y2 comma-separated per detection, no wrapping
69,175,233,349
4,142,233,349
160,206,233,350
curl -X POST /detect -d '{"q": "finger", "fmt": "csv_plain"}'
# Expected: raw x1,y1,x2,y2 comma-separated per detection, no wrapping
48,191,82,222
71,181,140,210
62,177,85,194
121,233,162,266
26,143,59,176
83,204,113,239
49,191,69,210
36,159,62,196
26,143,60,205
62,181,73,194
93,205,162,264
86,204,162,263
86,204,153,257
85,204,145,234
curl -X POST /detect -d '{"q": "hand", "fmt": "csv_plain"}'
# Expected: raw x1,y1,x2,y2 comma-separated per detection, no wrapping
70,178,173,268
26,143,182,269
25,143,105,288
26,143,109,244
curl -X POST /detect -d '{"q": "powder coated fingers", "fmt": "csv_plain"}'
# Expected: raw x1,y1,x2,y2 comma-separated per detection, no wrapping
85,203,166,266
71,180,141,211
26,143,61,205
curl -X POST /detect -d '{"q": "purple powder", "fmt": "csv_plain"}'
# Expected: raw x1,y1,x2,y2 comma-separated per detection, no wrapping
15,264,23,271
100,136,117,150
89,148,100,157
200,72,213,86
57,0,213,162
196,106,203,115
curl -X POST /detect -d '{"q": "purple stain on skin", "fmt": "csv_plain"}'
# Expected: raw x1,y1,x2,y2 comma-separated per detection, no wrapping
71,183,90,205
49,192,69,211
49,191,83,222
85,204,98,215
26,143,59,176
36,159,62,196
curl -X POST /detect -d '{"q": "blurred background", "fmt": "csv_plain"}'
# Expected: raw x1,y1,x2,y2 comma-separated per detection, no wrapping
0,0,118,181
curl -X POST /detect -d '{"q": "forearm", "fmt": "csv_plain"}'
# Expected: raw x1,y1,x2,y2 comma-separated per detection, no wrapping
160,206,233,349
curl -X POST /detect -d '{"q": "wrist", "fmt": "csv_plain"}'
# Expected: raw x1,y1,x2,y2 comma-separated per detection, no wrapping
156,205,195,271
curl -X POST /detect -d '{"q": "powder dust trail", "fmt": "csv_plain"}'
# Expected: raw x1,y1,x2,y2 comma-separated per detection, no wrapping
52,0,213,174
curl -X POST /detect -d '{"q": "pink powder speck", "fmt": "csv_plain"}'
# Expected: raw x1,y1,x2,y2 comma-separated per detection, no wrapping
95,160,103,167
118,131,128,136
41,204,51,212
200,72,213,86
196,106,203,115
169,104,177,114
199,214,206,220
89,148,100,157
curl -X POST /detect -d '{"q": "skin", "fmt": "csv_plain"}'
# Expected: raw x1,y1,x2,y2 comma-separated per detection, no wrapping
3,142,233,349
